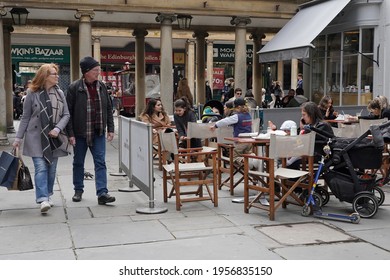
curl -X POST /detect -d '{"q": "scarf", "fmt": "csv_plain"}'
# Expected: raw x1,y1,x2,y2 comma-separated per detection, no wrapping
50,87,70,154
38,89,54,164
84,80,104,146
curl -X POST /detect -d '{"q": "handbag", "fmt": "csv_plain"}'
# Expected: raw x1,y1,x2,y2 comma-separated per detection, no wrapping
15,159,33,191
0,149,19,188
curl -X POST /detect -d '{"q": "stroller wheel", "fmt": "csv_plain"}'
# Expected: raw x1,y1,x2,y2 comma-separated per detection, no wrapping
372,186,385,206
312,192,323,208
315,187,330,206
352,192,378,218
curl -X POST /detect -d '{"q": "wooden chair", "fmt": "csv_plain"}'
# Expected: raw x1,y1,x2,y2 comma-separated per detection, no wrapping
159,131,218,210
186,122,218,152
216,118,260,195
243,132,316,221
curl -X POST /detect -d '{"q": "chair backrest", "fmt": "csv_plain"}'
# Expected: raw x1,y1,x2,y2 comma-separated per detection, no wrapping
159,131,178,155
332,124,360,138
216,126,234,143
359,118,388,135
252,118,260,133
187,122,217,140
269,132,316,159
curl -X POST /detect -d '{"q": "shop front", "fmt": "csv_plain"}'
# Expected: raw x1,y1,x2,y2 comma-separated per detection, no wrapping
11,45,70,91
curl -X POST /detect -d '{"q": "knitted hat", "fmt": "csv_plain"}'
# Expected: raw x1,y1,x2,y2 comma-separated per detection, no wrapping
234,98,246,107
80,56,100,74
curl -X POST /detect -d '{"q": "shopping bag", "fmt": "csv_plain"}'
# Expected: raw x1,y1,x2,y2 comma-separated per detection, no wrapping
16,160,33,191
0,149,19,188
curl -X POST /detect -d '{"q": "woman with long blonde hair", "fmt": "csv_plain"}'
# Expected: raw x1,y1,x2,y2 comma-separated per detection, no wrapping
13,63,70,214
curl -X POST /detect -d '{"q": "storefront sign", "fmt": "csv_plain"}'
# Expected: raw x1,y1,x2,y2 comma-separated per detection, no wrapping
11,45,70,63
213,44,253,63
101,50,161,64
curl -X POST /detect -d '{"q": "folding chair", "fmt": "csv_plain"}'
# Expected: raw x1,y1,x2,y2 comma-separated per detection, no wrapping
159,131,218,210
359,118,388,135
216,118,260,195
243,132,316,221
186,122,218,153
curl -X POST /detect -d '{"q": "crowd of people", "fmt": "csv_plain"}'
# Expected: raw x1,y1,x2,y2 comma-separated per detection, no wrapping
12,61,389,215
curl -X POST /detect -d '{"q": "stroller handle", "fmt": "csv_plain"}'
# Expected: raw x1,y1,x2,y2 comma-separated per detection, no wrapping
304,125,334,139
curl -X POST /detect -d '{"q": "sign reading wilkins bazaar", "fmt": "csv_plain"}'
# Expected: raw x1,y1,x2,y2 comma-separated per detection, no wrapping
12,45,70,63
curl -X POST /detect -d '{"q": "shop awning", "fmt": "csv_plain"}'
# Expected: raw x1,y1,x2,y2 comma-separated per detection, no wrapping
258,0,351,63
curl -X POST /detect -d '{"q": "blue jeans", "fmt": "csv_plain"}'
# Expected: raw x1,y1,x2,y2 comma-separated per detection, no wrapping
73,134,108,197
32,157,58,204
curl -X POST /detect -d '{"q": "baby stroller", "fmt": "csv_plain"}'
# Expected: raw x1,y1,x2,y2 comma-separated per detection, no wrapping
201,100,224,123
307,121,390,218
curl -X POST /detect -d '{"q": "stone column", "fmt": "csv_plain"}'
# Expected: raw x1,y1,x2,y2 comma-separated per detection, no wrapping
133,28,148,118
186,40,195,99
75,10,94,75
291,58,298,90
277,61,284,88
67,27,80,82
250,32,265,105
193,31,209,105
3,24,14,133
0,12,9,144
206,40,214,97
156,14,175,114
92,36,101,63
231,17,251,93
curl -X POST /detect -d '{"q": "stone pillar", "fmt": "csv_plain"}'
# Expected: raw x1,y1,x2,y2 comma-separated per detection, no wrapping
156,14,175,114
277,61,284,88
206,40,214,97
231,17,251,93
193,31,209,105
186,40,195,99
67,27,80,82
92,36,101,63
0,13,9,144
3,24,14,133
250,32,265,105
75,10,94,75
133,28,148,118
291,58,298,90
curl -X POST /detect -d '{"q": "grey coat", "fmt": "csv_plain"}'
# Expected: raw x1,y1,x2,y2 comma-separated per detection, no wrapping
16,87,70,158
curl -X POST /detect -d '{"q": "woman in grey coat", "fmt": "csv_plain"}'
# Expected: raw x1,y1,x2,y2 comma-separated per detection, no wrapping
13,63,70,214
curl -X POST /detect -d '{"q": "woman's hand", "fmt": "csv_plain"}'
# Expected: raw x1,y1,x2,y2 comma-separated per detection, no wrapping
48,129,59,138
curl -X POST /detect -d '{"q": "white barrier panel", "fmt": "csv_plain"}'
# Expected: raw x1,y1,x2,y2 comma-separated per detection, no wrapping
112,117,167,213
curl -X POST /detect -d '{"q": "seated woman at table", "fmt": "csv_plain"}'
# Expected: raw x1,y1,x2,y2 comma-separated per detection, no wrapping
210,98,252,164
360,97,390,120
174,97,201,148
318,95,338,121
139,98,171,144
288,102,334,169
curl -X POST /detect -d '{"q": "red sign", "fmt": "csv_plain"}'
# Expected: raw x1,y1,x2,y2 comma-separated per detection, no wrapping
213,68,225,90
101,50,160,64
101,71,119,89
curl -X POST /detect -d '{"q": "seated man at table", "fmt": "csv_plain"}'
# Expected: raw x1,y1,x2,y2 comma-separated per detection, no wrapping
210,98,252,164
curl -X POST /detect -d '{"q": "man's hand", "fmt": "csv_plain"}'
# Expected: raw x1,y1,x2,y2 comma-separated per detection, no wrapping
107,132,114,142
69,136,76,146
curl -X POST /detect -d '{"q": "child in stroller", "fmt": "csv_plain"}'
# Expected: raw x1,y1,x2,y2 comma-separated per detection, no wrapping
307,121,390,218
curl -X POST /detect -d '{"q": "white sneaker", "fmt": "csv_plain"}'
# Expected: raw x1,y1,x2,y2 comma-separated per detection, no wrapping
48,199,54,207
40,201,51,213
